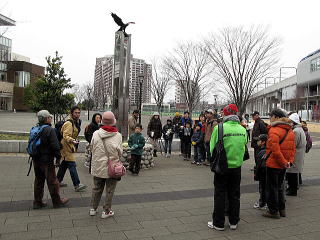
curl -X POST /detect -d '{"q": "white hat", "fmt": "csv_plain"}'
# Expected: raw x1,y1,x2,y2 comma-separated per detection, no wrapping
153,112,160,116
207,109,214,114
289,113,300,124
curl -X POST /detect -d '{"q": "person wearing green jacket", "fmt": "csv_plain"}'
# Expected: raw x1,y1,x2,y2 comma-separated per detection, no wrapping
128,124,146,175
208,104,247,231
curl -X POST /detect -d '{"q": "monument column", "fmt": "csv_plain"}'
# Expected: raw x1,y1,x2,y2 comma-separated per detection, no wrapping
112,31,131,140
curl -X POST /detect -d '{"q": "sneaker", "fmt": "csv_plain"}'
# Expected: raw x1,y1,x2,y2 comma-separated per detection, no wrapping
75,184,87,192
196,162,201,165
167,153,171,158
59,182,67,187
89,209,97,216
262,210,280,219
84,162,89,168
191,161,196,164
53,198,69,208
229,223,238,230
253,201,260,209
101,210,114,219
208,221,224,231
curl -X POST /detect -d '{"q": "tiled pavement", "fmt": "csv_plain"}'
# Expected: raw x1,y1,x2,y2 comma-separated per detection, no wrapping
0,148,320,240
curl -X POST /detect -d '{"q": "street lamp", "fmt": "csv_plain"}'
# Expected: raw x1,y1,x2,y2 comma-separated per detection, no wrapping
137,74,144,124
279,67,297,82
213,94,218,110
87,87,92,121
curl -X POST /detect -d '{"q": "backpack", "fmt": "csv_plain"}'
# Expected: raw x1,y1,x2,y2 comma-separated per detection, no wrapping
210,123,228,174
26,124,49,175
55,119,73,146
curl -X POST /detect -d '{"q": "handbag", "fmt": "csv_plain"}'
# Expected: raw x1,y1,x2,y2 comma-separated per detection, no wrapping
100,136,126,178
210,123,228,174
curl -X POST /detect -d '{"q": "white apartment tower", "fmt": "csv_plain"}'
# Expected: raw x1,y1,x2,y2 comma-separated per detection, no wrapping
94,55,152,108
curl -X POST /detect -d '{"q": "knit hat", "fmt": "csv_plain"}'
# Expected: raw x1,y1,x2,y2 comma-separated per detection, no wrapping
153,112,160,116
223,104,239,116
102,111,116,126
175,112,180,116
289,113,300,124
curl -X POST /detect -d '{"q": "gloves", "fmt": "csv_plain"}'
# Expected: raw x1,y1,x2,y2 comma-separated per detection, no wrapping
131,144,138,149
192,141,196,146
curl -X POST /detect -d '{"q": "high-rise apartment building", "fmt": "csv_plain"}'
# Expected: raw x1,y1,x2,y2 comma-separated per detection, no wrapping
93,55,152,109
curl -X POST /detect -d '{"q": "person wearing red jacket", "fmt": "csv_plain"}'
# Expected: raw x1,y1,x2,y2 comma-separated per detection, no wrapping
263,109,296,219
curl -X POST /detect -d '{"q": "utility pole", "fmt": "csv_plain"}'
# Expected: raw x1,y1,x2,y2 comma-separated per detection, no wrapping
138,74,144,124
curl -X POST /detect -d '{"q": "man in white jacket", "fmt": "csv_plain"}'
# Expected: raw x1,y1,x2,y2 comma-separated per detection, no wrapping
89,111,123,218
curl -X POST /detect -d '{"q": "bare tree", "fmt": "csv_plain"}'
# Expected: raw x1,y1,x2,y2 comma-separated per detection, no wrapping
151,59,171,113
72,84,85,104
205,26,281,114
163,42,213,115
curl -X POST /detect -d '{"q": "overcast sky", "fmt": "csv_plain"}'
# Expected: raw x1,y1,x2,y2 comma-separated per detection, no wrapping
3,0,320,103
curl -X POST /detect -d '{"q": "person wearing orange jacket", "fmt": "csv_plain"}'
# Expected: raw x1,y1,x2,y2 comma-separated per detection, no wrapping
263,109,296,219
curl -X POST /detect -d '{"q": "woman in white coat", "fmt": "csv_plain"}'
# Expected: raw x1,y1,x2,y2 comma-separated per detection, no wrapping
287,113,306,196
89,111,123,218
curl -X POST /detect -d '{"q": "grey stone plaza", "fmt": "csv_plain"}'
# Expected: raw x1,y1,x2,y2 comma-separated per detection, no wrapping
0,142,320,239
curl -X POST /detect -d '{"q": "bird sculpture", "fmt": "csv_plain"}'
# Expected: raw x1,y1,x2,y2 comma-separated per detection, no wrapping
111,12,135,37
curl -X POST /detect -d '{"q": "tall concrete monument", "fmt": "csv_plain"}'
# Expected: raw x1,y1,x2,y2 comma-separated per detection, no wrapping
112,31,131,140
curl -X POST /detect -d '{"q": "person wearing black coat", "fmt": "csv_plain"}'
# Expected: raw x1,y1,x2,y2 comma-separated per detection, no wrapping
147,112,162,157
32,110,69,209
84,113,102,168
162,119,175,157
179,121,193,160
84,113,102,143
251,111,267,166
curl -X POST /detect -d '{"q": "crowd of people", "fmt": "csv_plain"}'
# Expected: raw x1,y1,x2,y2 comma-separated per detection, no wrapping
27,103,313,230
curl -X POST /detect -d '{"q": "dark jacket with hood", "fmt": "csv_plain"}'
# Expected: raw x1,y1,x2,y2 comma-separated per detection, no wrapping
147,116,162,139
85,113,102,143
191,128,203,145
251,117,267,148
162,123,175,140
35,123,61,163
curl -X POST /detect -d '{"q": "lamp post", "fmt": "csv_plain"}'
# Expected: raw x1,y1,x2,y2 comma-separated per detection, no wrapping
138,74,144,124
87,87,92,121
279,67,297,82
213,94,217,110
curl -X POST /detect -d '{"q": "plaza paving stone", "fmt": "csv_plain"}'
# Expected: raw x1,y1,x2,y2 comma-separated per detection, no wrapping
0,147,320,239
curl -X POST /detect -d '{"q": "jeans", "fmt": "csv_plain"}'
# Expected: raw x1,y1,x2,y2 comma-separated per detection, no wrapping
91,176,117,211
129,154,142,174
33,160,61,205
193,145,203,163
266,167,286,213
57,160,80,187
212,167,241,228
164,138,173,154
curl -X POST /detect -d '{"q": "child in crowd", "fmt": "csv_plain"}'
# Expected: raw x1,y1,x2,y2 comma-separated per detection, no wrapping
128,124,145,175
179,121,193,161
162,119,175,158
191,123,204,165
301,121,312,153
254,134,268,209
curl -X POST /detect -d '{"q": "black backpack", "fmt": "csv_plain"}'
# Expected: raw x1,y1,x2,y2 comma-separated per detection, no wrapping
55,119,73,146
210,123,228,174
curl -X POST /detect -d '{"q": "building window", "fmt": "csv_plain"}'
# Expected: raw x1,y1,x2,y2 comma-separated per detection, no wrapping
15,71,30,87
311,57,320,72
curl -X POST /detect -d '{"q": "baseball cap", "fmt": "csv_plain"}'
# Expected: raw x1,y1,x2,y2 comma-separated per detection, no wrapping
251,111,260,116
258,134,268,142
268,109,286,118
289,113,300,124
207,109,214,114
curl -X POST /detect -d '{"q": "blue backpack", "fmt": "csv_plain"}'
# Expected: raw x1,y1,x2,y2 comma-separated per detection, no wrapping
26,124,49,175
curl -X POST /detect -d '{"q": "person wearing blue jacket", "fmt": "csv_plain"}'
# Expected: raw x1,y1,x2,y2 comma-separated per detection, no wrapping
191,124,204,165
